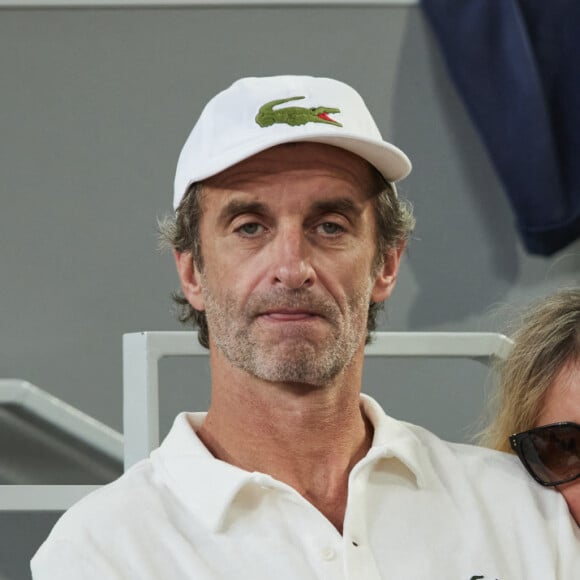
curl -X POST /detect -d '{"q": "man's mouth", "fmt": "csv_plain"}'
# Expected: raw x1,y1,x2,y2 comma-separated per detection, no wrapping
248,292,336,324
260,309,321,322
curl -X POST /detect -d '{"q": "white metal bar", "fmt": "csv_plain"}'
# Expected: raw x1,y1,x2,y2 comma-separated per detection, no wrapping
122,331,512,469
0,381,124,512
365,332,513,360
0,380,123,462
0,330,511,510
0,485,101,511
123,333,162,470
0,380,124,511
136,331,208,358
123,332,210,469
127,330,513,360
0,0,418,7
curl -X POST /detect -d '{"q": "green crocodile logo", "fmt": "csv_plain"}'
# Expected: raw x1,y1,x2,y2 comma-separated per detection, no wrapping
255,96,342,128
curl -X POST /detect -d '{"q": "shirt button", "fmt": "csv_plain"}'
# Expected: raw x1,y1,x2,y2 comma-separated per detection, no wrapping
320,547,336,561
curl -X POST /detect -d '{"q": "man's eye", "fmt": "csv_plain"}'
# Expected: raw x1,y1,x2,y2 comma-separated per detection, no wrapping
318,222,343,235
237,223,263,236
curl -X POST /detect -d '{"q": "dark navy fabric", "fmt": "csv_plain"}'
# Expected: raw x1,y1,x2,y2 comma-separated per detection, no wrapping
421,0,580,255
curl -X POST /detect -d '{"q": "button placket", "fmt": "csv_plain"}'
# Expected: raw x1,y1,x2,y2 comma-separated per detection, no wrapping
301,532,344,580
344,474,367,550
277,490,344,578
343,462,382,580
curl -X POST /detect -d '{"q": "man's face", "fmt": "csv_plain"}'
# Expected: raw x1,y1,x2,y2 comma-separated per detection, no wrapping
176,143,401,386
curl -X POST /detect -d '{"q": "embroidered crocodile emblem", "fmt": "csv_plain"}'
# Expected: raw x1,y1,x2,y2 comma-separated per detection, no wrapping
255,96,342,128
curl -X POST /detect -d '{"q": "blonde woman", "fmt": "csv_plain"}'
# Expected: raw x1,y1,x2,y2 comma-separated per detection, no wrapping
481,288,580,524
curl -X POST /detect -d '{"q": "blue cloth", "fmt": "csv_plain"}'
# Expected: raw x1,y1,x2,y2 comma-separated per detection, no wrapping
421,0,580,255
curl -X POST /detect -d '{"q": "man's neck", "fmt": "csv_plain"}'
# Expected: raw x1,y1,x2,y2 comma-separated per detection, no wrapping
196,353,372,533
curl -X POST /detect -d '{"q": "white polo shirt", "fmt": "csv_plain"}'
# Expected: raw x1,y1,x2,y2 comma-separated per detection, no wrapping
31,395,580,579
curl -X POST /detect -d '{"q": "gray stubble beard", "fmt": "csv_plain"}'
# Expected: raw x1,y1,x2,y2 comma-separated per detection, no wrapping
201,280,372,387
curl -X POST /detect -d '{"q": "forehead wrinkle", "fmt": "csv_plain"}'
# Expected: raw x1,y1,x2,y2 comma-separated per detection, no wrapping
203,144,377,192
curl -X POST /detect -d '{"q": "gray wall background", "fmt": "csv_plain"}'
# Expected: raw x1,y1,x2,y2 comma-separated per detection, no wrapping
1,5,578,579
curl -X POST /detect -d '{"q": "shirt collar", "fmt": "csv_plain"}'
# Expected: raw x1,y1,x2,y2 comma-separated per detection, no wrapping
359,394,436,488
152,396,436,532
151,412,257,532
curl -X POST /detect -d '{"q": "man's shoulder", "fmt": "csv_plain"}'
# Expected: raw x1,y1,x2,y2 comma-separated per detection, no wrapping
402,419,528,475
31,456,182,577
400,420,568,512
364,394,552,500
47,458,162,539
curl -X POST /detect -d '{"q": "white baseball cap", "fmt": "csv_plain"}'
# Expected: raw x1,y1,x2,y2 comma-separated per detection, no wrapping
173,75,412,209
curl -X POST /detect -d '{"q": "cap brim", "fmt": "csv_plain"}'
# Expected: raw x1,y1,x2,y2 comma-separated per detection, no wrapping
174,132,411,208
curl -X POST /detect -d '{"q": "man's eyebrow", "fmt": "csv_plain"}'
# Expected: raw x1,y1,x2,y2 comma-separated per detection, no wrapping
311,198,364,217
217,199,269,224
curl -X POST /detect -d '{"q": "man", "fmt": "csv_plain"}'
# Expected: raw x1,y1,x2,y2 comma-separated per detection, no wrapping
32,76,579,579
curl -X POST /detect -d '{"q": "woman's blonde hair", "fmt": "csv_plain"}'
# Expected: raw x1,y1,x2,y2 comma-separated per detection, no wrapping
479,288,580,453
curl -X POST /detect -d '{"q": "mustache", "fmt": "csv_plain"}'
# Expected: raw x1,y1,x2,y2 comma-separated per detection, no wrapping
246,290,339,320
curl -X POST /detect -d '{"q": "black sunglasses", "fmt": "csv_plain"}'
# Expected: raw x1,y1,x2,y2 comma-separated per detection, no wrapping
509,422,580,486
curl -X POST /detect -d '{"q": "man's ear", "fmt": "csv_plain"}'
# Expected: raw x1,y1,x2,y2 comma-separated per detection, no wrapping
371,242,405,303
173,250,205,311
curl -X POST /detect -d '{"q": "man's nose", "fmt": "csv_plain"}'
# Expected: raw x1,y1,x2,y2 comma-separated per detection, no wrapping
270,228,316,289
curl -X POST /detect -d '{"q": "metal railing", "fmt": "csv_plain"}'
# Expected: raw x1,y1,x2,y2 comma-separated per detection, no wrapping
0,330,512,510
122,331,512,469
0,1,418,8
0,380,123,511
